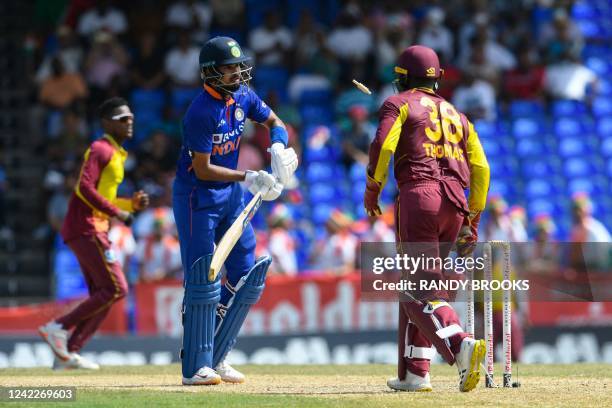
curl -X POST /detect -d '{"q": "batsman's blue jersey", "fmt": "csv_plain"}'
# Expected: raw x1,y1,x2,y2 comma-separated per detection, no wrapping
175,84,271,190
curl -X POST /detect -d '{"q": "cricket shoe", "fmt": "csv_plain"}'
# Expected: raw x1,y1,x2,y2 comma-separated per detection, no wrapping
182,366,222,385
387,371,432,392
456,337,486,392
38,321,70,361
53,353,100,371
215,360,245,383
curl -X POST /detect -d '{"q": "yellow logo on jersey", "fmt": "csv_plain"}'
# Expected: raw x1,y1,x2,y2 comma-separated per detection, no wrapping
426,67,436,77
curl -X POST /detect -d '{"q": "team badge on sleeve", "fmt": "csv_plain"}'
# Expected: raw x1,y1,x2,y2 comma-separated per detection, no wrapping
235,108,244,121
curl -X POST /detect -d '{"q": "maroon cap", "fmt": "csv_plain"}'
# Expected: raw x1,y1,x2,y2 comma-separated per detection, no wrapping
395,45,443,79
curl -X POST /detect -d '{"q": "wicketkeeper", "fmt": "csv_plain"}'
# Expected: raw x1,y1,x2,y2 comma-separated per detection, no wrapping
364,45,490,392
173,36,298,385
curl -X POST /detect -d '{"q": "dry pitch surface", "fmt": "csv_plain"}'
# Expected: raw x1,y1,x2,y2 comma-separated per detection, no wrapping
0,364,610,407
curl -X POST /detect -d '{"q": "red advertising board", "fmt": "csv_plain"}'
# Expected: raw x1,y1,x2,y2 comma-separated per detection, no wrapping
0,298,127,334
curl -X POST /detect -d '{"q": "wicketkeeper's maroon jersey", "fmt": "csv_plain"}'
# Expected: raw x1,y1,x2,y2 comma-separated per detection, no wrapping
367,87,490,214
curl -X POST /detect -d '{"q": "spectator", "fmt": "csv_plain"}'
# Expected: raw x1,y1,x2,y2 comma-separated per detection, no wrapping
326,3,373,81
293,10,325,70
503,45,546,101
436,52,462,101
374,13,413,84
131,31,166,90
36,25,83,85
164,29,200,87
266,204,298,276
311,210,358,275
248,11,293,68
209,0,245,39
452,71,496,121
76,0,128,38
544,50,598,102
46,107,89,170
135,216,182,282
417,7,454,63
307,31,341,88
165,0,212,44
84,31,129,98
38,57,88,110
461,37,501,87
135,130,180,180
460,28,516,76
527,213,560,276
540,8,583,64
508,205,528,242
108,219,137,275
533,213,557,243
341,105,375,169
482,195,511,241
47,171,76,233
570,193,611,243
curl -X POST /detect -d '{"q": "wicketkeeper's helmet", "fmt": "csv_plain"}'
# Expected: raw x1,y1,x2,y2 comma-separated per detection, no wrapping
394,45,443,79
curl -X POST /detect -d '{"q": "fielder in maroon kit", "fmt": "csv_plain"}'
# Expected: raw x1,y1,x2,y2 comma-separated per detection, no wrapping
365,46,490,392
39,97,149,370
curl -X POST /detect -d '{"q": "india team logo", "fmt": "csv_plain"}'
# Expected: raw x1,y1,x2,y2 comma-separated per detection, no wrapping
230,46,241,57
235,107,244,121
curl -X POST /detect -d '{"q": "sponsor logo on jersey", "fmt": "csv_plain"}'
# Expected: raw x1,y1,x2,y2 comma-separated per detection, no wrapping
217,118,226,128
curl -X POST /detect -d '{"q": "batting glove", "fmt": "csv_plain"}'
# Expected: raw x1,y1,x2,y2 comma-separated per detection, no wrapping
245,170,276,196
270,143,298,185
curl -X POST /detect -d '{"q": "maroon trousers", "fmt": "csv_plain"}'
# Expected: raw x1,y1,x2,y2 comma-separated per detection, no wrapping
56,233,128,352
395,181,468,378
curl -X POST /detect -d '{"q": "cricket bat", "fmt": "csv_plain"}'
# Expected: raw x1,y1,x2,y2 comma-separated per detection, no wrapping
209,191,263,281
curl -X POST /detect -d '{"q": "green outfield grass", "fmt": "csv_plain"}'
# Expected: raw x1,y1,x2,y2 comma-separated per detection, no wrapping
1,364,610,407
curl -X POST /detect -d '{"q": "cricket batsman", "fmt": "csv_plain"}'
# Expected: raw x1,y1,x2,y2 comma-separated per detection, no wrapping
173,36,298,385
364,45,490,392
39,97,149,369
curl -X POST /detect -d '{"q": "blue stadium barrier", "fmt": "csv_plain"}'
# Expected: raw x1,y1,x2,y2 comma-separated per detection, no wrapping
131,88,165,112
558,136,597,157
349,162,366,182
572,1,597,19
512,117,541,138
312,203,335,225
586,56,610,76
516,139,549,157
306,162,335,183
473,120,497,138
600,78,612,96
525,179,563,198
568,177,607,195
170,87,200,114
300,105,335,125
602,137,612,157
564,157,602,178
488,157,519,178
551,100,588,117
597,116,612,137
508,100,545,118
593,97,612,117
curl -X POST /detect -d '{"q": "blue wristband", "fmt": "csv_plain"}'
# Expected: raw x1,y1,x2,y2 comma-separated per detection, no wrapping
270,126,288,146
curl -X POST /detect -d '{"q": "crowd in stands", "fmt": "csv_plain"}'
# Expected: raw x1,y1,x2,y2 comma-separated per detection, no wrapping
21,0,610,285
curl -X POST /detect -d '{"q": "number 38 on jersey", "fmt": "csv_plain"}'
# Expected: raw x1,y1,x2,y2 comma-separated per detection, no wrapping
420,96,465,162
